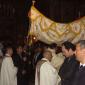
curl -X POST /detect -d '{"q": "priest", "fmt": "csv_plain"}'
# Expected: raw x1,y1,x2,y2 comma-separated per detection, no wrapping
35,49,61,85
0,46,17,85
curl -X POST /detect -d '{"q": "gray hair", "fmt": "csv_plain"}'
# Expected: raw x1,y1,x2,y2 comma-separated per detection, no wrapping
77,40,85,49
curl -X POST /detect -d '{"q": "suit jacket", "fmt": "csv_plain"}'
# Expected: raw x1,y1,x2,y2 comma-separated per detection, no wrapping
72,66,85,85
13,53,30,85
58,55,79,85
12,53,22,73
13,53,29,77
34,52,43,65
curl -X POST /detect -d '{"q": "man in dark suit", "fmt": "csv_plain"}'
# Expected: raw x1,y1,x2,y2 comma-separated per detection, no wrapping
33,47,43,68
72,40,85,85
13,45,29,85
13,45,23,85
58,41,79,85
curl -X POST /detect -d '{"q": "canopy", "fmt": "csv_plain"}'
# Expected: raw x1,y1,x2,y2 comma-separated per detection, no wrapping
28,6,85,45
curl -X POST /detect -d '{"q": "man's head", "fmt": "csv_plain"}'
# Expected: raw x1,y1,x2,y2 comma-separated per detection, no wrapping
62,41,76,57
35,47,42,53
16,45,23,54
43,50,52,61
6,47,13,57
76,40,85,63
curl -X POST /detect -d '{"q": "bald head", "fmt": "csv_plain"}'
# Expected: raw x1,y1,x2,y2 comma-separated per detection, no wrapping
43,50,52,61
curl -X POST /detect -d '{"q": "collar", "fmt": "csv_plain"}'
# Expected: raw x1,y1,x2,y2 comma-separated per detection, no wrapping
42,58,49,61
80,63,85,67
5,54,11,57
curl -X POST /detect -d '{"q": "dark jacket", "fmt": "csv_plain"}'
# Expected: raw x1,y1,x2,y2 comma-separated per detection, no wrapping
13,53,23,75
72,66,85,85
58,55,79,85
13,52,30,85
33,52,43,66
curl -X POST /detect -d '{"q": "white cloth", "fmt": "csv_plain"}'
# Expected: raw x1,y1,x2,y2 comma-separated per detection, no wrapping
0,56,17,85
51,52,65,71
0,50,3,57
35,58,61,85
48,48,65,71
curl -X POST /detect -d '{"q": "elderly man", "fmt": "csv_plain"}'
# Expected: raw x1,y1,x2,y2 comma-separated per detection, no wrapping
72,40,85,85
35,49,61,85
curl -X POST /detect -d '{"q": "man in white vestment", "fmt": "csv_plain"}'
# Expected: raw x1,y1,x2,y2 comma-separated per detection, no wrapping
0,46,17,85
48,48,65,72
46,44,65,72
0,42,4,72
35,49,61,85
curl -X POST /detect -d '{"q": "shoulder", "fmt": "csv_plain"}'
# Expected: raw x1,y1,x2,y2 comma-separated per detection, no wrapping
41,61,56,72
71,56,79,64
37,60,47,69
3,57,12,63
1,57,12,67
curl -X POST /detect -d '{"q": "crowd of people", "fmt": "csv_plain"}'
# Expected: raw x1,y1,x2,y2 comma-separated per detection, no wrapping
0,44,32,85
35,40,85,85
0,40,85,85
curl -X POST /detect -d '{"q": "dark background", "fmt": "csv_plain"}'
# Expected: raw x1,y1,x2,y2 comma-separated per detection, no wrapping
0,0,85,45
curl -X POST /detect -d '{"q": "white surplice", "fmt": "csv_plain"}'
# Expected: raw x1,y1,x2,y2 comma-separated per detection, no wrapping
48,48,65,72
0,54,17,85
35,58,61,85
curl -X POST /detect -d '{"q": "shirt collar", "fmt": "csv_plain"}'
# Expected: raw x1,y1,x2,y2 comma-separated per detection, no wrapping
80,63,85,67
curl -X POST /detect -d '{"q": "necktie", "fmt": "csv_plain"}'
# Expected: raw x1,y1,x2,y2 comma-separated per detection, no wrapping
79,65,83,71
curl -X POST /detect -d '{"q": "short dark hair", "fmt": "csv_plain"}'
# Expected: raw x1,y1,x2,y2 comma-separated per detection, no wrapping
16,45,23,49
77,40,85,49
62,41,76,51
4,46,13,55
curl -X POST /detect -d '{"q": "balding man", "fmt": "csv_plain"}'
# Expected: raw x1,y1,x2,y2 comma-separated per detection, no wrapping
35,49,61,85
